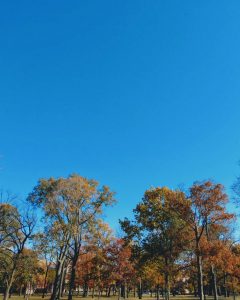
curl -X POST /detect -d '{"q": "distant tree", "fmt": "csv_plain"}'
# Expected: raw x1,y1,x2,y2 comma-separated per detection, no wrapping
84,221,115,298
13,248,42,297
34,232,56,298
0,203,35,300
108,239,135,300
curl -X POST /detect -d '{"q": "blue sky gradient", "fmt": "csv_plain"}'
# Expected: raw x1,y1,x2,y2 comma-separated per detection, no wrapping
1,1,240,229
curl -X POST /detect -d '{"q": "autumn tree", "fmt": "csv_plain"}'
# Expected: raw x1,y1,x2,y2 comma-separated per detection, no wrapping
27,174,115,300
121,187,190,300
107,239,135,300
0,203,35,300
169,181,234,300
75,223,133,299
34,232,56,298
74,221,115,298
84,221,115,298
13,248,42,297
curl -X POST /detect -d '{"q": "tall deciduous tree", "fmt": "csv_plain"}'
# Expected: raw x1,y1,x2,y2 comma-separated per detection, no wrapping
27,174,115,300
170,181,234,300
121,187,190,300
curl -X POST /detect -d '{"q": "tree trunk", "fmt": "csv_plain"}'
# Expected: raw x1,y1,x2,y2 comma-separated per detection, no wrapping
60,263,67,298
124,281,127,299
42,265,49,298
121,285,124,298
218,286,221,296
83,280,89,297
211,265,218,300
224,273,228,298
3,267,16,300
107,286,111,297
98,288,101,300
196,253,204,300
92,283,95,298
68,255,78,300
164,272,170,300
118,286,121,300
19,285,23,296
138,278,142,299
156,285,160,300
193,280,197,297
50,258,65,300
233,291,236,300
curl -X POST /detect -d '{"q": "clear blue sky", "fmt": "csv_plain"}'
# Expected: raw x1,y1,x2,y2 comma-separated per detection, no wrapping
1,1,240,230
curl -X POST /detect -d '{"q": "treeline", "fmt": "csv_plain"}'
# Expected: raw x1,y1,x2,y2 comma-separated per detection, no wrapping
0,174,240,300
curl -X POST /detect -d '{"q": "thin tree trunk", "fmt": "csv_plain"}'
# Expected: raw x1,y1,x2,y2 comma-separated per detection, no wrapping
83,280,88,297
107,286,111,297
68,255,78,300
124,281,127,299
138,278,142,299
98,288,101,300
92,283,95,298
19,285,23,296
224,273,228,297
42,265,49,298
156,285,160,300
164,271,170,300
196,252,204,300
193,279,197,297
211,265,218,300
118,286,121,300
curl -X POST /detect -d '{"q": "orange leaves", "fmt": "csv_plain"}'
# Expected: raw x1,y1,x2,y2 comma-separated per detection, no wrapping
75,237,136,288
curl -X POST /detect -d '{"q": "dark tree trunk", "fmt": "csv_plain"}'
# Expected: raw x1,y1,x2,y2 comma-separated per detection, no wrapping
224,273,228,297
196,244,204,300
156,285,160,300
138,278,142,299
164,271,170,300
68,254,78,300
19,285,23,296
50,258,65,300
107,286,111,297
60,263,67,298
83,280,89,297
42,265,49,298
118,286,121,300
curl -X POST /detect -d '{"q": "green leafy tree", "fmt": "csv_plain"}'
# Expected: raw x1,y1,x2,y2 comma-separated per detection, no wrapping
121,187,190,300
